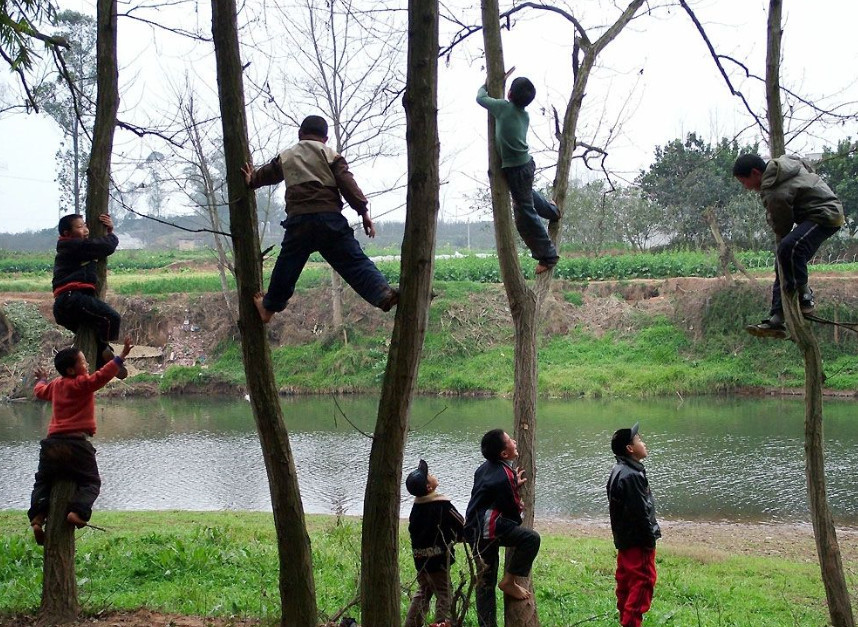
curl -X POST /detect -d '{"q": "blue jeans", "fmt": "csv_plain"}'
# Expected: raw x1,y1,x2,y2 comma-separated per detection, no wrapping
264,212,392,312
502,159,560,266
770,221,840,315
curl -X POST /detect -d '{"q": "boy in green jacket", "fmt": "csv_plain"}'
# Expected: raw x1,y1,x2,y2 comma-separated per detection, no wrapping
477,71,560,274
733,153,844,338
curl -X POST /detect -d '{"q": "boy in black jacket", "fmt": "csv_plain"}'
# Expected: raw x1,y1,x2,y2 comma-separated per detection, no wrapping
465,429,540,627
404,459,464,627
52,213,126,378
607,422,661,627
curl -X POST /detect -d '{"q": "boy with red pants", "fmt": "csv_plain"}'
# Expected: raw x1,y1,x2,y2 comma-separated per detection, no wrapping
607,422,661,627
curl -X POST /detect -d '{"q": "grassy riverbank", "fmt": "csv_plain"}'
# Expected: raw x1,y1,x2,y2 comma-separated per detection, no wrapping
3,250,858,399
1,511,855,626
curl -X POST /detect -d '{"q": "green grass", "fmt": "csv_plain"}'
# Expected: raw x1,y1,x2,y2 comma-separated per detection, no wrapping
0,511,849,626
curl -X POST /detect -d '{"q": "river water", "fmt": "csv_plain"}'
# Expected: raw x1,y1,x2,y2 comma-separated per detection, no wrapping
1,395,857,524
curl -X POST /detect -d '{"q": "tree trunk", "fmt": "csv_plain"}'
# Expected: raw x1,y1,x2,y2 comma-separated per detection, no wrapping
479,3,540,625
331,269,344,332
37,480,79,626
360,2,440,625
210,2,318,625
766,3,855,625
41,0,119,617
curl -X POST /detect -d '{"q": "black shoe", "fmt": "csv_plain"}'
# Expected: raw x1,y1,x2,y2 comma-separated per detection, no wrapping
799,290,815,315
745,318,787,339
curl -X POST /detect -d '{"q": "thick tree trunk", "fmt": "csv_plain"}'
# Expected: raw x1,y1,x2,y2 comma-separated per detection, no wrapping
360,2,440,625
210,2,318,625
77,0,120,372
766,3,854,625
479,3,540,626
41,0,119,619
37,480,79,626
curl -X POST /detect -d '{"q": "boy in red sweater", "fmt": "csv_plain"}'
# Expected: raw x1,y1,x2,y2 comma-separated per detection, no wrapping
27,337,132,544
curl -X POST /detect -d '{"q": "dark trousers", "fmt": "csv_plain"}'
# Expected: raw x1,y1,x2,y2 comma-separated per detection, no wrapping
28,436,102,523
54,290,121,364
472,525,541,627
616,546,657,627
404,568,453,627
502,159,559,266
770,221,840,315
264,213,392,312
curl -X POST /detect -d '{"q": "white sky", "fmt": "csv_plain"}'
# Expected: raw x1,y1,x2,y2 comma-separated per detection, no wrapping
1,0,857,233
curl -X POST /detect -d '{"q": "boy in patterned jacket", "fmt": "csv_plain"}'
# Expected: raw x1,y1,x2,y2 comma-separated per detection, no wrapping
28,337,132,544
404,459,465,627
241,115,398,323
465,429,541,627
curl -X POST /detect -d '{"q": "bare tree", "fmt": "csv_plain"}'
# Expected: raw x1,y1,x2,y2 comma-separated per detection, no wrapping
38,0,119,623
360,0,440,624
210,0,317,624
765,3,855,626
477,2,645,625
254,0,406,332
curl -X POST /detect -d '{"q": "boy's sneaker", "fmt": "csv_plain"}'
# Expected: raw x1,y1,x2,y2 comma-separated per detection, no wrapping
799,290,815,315
745,318,787,339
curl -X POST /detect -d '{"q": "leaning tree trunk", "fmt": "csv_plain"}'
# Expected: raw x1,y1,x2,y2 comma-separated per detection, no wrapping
766,2,855,625
37,481,79,626
39,0,119,621
479,2,540,625
210,1,318,625
360,2,440,625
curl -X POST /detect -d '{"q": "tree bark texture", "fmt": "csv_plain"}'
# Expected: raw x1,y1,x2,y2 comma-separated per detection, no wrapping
479,2,540,625
210,2,318,625
76,0,119,372
766,3,854,625
360,2,440,625
38,480,79,626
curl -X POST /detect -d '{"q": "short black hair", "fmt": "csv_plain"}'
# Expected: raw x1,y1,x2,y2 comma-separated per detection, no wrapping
299,115,328,138
58,214,84,236
481,428,507,461
54,347,81,376
732,154,767,177
508,77,536,108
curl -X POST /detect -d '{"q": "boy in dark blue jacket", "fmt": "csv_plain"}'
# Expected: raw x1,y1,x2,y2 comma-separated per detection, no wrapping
404,459,464,627
607,422,661,627
465,429,540,627
51,213,125,378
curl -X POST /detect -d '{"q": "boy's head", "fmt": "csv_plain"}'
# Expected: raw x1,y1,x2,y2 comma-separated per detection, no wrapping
54,347,86,377
299,115,329,141
507,77,536,108
732,153,767,191
405,459,438,497
611,422,647,461
58,214,88,238
481,429,518,462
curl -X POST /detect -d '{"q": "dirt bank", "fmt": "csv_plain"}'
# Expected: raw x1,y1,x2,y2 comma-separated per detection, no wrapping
2,273,857,398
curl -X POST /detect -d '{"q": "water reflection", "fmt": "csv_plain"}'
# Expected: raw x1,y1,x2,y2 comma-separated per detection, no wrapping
1,395,857,524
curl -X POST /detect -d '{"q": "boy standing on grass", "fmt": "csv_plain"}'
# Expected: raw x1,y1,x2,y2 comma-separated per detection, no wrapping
477,69,561,274
52,213,127,379
241,115,398,323
28,337,132,545
465,429,541,627
607,422,661,627
404,459,465,627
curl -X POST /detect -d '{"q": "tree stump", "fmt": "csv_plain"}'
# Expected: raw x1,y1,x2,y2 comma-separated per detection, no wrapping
38,479,79,626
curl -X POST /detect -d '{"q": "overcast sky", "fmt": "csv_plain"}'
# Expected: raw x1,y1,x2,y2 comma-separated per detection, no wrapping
1,0,857,234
